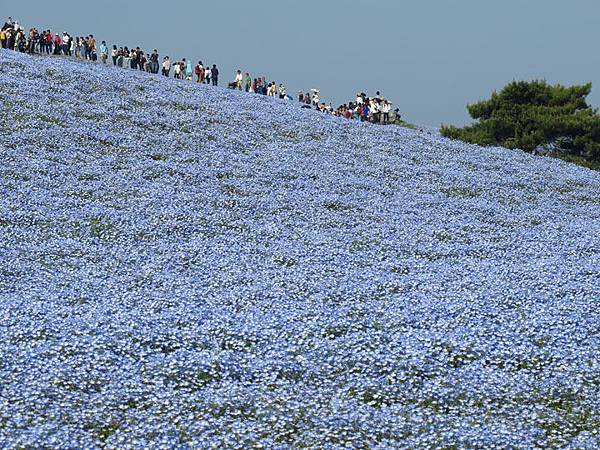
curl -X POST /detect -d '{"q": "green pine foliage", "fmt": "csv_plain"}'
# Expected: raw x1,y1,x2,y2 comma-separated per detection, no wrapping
441,80,600,169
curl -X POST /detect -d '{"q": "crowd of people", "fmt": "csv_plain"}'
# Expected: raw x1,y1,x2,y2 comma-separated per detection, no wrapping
334,92,398,124
1,16,400,125
1,18,103,62
294,90,399,124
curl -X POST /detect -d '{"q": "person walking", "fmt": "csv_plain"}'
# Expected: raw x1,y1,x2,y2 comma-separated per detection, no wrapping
211,64,219,86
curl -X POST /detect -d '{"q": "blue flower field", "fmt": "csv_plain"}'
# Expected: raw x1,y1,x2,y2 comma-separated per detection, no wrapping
0,50,599,448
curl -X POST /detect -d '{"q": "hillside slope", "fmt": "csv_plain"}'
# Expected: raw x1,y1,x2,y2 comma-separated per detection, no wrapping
0,50,599,448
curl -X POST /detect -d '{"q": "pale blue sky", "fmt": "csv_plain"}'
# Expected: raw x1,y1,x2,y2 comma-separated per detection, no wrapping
6,0,600,127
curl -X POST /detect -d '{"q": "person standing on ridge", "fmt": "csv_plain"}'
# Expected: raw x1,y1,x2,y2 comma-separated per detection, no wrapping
185,58,193,80
162,56,170,76
234,70,243,90
195,61,204,83
62,32,70,56
211,64,219,86
2,17,13,31
1,28,7,49
69,34,76,56
45,31,52,54
304,92,311,107
82,36,90,59
74,36,82,58
99,41,108,64
201,62,207,83
5,28,14,51
27,28,36,53
382,101,391,124
131,47,139,69
361,102,369,122
111,45,118,65
53,33,61,55
204,64,211,84
87,35,96,60
245,73,251,92
150,49,159,74
123,47,131,69
138,51,147,71
145,51,152,71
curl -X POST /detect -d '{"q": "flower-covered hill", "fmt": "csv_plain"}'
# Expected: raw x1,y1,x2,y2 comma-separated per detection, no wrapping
0,49,599,448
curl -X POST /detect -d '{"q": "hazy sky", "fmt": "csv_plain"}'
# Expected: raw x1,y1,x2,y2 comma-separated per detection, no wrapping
6,0,600,127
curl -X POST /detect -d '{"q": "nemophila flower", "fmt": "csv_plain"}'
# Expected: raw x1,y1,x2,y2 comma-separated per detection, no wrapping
0,49,599,448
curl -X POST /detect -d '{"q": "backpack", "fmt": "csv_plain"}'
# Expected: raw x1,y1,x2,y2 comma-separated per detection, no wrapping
195,65,201,75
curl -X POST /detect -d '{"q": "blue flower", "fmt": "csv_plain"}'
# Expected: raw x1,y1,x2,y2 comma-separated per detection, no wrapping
0,48,599,448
